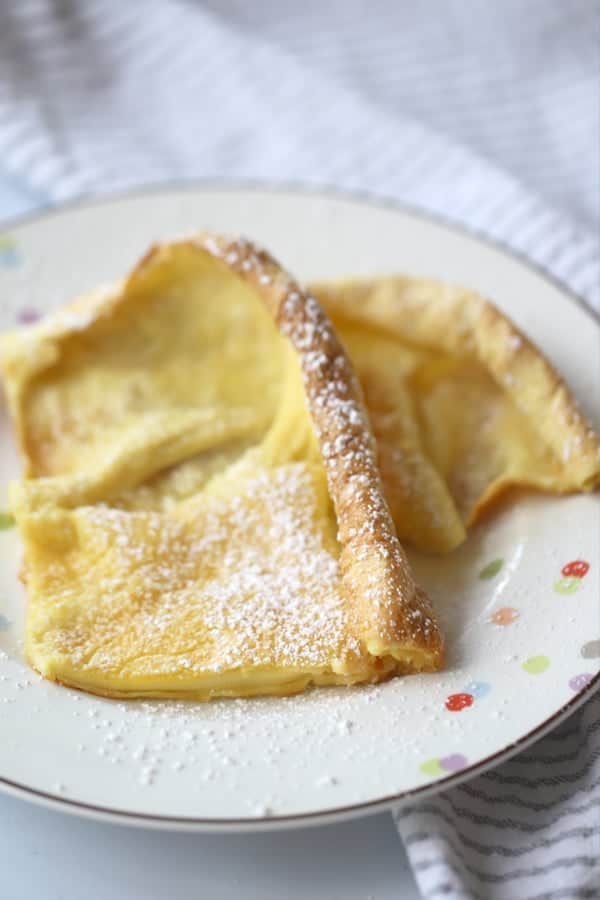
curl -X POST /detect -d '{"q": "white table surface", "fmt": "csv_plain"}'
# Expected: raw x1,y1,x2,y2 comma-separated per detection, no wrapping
0,793,418,900
0,172,419,900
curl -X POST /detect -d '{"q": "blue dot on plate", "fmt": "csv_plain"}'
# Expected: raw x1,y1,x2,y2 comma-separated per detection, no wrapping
0,614,11,631
463,681,491,699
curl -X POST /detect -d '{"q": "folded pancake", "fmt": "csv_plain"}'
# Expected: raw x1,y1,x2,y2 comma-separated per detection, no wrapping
0,237,443,699
312,276,600,553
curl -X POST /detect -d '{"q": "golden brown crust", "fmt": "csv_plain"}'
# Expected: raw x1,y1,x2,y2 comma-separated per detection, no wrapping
312,275,600,504
130,236,443,667
0,284,126,477
3,234,443,684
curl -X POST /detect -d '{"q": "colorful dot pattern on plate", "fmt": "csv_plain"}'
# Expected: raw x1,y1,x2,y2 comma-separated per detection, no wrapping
491,607,519,626
581,640,600,659
17,308,41,325
0,512,15,530
561,560,590,578
445,681,491,712
569,673,593,692
522,655,550,674
479,558,504,579
441,754,469,772
0,234,19,268
464,681,491,699
554,576,582,595
554,559,590,595
445,692,474,712
420,754,468,778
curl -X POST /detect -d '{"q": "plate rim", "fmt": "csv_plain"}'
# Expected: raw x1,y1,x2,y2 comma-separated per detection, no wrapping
2,177,598,329
1,178,598,831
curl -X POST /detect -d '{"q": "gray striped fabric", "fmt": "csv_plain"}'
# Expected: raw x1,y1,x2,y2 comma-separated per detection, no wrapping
198,0,600,228
395,693,600,899
0,3,598,897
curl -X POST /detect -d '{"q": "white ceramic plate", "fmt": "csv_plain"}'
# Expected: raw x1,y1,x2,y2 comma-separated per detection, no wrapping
0,185,598,831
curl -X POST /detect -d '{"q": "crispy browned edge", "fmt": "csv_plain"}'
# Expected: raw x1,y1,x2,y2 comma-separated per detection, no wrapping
128,235,444,671
310,275,600,523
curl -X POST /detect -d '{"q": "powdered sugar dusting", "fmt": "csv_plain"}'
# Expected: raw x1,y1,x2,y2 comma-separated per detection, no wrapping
45,465,360,676
277,280,441,650
21,232,442,718
190,233,442,655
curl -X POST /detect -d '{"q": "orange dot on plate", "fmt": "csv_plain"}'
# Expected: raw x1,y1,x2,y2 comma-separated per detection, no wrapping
491,607,519,626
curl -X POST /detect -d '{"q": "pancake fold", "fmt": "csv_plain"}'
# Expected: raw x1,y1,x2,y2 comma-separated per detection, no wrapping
1,236,443,700
313,276,600,552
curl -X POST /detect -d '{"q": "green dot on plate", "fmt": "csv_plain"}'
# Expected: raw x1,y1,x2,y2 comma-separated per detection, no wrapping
554,577,581,595
0,512,15,530
420,759,444,777
479,558,504,579
522,655,550,675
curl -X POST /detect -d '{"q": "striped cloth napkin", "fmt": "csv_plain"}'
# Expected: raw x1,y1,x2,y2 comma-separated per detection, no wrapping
1,3,598,897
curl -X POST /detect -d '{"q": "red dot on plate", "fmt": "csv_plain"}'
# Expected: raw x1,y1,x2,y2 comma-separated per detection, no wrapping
561,560,589,579
445,692,474,712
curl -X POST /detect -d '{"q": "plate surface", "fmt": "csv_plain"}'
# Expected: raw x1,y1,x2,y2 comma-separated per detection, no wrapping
0,185,598,830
